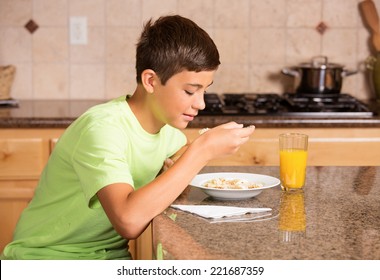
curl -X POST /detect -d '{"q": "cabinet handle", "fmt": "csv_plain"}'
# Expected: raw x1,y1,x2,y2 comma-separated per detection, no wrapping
0,149,12,160
252,156,261,165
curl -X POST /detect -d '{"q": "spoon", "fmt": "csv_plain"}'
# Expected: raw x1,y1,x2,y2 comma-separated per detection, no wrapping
359,0,380,51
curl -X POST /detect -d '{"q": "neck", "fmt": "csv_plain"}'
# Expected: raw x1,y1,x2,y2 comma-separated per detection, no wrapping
127,85,164,134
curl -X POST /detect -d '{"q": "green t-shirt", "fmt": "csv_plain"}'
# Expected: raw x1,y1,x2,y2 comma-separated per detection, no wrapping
2,96,187,260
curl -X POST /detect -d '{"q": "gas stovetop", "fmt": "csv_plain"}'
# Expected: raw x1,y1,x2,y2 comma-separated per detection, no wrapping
199,93,375,118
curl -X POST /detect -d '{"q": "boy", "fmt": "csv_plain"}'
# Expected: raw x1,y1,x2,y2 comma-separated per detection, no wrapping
2,15,255,259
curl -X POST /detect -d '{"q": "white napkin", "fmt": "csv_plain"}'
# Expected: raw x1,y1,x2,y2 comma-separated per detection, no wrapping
171,204,272,219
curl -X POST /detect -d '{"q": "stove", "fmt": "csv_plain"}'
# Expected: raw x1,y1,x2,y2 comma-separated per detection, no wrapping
199,93,375,118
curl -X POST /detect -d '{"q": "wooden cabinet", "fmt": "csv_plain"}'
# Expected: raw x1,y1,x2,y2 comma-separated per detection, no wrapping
183,127,380,166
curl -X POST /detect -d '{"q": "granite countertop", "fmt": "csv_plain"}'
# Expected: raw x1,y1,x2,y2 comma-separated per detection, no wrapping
153,166,380,260
1,99,380,128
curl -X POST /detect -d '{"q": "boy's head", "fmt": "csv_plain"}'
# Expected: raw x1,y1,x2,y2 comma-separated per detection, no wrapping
136,15,220,85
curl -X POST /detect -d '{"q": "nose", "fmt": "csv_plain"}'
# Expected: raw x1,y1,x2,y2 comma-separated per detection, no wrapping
192,92,206,111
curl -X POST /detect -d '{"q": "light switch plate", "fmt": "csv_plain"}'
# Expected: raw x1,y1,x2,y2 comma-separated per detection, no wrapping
70,17,87,45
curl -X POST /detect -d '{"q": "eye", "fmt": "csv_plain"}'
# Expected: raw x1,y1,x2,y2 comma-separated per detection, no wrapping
184,90,195,95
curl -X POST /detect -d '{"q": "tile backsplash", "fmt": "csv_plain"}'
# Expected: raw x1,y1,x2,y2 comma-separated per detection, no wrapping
1,0,379,100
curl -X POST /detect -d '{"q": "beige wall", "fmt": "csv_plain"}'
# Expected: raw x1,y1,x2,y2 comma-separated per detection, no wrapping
0,0,378,101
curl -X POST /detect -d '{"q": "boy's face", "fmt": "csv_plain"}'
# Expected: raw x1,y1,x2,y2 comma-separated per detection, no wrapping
151,70,216,130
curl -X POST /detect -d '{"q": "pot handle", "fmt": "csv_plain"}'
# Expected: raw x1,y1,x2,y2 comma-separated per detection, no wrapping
281,68,299,77
312,55,328,67
341,69,358,77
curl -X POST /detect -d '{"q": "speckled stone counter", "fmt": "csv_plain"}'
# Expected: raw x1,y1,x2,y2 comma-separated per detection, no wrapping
153,166,380,260
1,99,380,128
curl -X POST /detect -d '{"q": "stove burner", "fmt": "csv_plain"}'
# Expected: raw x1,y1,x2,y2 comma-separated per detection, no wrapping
199,93,374,118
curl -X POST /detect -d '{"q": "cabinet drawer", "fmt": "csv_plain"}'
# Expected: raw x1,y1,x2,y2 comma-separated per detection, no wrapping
0,138,49,179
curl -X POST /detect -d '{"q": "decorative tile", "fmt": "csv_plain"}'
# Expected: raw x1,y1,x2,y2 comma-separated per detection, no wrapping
316,21,328,35
25,19,39,34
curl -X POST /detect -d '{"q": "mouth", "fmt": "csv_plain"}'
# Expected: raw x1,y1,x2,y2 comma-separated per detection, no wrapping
183,113,197,121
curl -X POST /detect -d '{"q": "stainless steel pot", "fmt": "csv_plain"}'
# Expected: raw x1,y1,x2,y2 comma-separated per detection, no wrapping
282,56,358,94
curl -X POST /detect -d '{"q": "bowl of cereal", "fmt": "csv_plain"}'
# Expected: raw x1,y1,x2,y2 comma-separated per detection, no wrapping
190,172,280,200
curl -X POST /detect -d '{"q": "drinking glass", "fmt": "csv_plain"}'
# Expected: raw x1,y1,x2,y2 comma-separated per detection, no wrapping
279,133,308,191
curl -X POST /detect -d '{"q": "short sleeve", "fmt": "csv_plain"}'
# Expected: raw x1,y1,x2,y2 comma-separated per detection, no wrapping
71,122,134,208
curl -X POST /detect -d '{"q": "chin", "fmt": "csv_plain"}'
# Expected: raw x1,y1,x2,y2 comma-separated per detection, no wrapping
170,120,189,130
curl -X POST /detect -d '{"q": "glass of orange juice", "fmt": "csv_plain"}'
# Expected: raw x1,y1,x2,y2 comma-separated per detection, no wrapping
279,133,308,191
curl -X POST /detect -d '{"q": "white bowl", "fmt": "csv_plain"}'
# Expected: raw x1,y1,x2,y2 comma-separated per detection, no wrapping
190,172,281,200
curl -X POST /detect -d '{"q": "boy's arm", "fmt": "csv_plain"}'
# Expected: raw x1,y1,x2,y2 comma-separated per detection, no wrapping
97,122,255,239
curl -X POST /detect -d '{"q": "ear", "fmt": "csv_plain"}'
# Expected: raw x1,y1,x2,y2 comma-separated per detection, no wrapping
141,69,157,93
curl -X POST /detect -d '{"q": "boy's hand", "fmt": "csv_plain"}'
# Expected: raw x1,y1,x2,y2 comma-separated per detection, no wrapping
193,122,255,161
159,158,174,174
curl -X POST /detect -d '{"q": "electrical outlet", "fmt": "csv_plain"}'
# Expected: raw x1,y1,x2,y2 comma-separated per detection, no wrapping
70,17,87,45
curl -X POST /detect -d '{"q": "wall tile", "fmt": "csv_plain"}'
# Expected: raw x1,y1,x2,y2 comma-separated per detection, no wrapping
214,28,250,64
287,0,322,27
142,0,177,21
0,0,32,26
323,0,359,27
106,27,140,63
33,63,69,99
33,0,68,26
178,0,213,28
70,64,104,99
322,29,357,63
105,63,136,99
69,0,105,26
286,28,322,63
250,27,286,64
250,64,288,93
0,27,32,63
106,0,141,26
214,0,250,28
33,27,69,62
212,64,251,93
251,0,287,27
70,27,105,63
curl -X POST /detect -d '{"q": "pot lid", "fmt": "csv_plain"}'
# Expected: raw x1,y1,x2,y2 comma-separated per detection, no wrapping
297,56,344,69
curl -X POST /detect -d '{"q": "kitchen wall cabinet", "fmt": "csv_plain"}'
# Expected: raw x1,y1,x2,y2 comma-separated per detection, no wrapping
183,127,380,166
1,126,379,258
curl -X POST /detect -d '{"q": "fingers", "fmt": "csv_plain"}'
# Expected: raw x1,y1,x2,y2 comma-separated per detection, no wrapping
219,121,244,129
192,123,256,162
162,158,174,172
219,123,255,138
199,123,255,141
202,122,254,132
238,125,255,137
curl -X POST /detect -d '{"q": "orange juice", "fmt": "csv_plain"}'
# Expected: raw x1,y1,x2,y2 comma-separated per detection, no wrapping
280,149,308,190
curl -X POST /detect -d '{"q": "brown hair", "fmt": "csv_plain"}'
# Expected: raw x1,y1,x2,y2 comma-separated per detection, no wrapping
135,15,220,85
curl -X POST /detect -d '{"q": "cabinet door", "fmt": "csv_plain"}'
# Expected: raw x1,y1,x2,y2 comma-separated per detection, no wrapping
0,180,36,251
